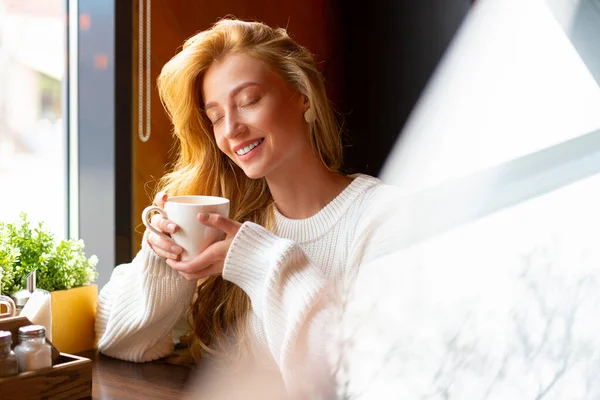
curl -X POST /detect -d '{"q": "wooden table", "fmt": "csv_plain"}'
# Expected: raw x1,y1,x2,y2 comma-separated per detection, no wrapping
78,350,193,400
79,350,291,400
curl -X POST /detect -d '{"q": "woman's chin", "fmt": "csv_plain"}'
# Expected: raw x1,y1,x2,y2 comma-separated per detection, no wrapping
241,166,267,180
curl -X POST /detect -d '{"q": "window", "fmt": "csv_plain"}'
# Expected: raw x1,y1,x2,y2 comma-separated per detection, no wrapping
382,0,600,193
0,0,67,239
0,0,132,289
339,0,600,398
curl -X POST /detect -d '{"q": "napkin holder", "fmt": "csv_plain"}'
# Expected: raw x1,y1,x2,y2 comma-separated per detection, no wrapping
0,316,92,400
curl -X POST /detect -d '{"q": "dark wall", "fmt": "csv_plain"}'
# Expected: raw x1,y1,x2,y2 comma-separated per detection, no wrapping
338,0,473,176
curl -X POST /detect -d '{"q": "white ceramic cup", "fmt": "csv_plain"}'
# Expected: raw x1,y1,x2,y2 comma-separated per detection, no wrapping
142,195,230,261
0,295,15,319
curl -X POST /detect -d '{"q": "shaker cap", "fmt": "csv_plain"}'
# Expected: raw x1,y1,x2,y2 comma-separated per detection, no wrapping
0,330,12,345
18,325,46,339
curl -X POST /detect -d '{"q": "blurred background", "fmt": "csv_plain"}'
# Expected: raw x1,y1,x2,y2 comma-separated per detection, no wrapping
0,0,66,239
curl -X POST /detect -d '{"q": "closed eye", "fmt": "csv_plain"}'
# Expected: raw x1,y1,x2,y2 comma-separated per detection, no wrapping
211,116,224,126
241,98,260,108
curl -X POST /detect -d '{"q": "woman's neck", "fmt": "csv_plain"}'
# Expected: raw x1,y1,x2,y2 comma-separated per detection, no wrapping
266,157,353,220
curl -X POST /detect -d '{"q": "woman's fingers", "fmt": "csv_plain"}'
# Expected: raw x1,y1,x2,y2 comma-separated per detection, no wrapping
165,214,241,277
153,191,168,208
150,192,179,233
146,192,182,259
166,240,230,277
176,262,224,281
150,213,179,234
197,212,241,236
148,231,182,260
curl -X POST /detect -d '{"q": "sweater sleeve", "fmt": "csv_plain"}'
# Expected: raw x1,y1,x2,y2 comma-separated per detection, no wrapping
95,239,197,362
222,222,340,397
221,186,409,397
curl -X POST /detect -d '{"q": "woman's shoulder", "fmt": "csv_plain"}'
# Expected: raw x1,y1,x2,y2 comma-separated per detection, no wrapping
343,175,412,263
350,173,406,207
349,174,409,230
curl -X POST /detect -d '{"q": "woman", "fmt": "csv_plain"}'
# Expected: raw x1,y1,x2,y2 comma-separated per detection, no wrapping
96,18,404,397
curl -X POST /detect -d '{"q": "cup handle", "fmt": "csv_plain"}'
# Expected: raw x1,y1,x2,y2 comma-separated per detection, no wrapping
141,206,172,241
0,296,15,318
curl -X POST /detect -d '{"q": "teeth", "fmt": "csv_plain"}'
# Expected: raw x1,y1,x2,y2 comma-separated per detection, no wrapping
236,139,263,155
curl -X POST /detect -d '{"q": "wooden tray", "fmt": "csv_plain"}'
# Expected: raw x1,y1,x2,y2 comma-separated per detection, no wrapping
0,316,92,400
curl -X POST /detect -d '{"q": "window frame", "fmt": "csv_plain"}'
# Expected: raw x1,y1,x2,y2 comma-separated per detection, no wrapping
67,0,132,289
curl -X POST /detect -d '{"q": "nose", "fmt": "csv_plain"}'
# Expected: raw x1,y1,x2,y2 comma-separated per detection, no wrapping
224,112,245,139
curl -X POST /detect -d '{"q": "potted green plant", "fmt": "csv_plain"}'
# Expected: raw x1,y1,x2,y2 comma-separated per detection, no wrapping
0,213,99,354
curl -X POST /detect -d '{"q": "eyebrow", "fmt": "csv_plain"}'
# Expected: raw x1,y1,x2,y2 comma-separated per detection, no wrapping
204,81,260,111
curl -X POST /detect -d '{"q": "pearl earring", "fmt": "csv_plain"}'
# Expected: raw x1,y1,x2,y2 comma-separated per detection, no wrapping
304,107,316,123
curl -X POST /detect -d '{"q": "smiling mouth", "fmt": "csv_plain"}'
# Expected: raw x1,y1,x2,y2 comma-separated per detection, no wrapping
235,138,264,156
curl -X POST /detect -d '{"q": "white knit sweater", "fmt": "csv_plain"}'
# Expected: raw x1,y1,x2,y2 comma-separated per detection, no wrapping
95,174,405,396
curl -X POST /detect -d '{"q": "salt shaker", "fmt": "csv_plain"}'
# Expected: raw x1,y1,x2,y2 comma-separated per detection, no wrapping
14,325,52,372
0,330,18,377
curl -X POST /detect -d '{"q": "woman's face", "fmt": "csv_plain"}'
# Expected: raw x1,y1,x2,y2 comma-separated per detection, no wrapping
202,53,310,180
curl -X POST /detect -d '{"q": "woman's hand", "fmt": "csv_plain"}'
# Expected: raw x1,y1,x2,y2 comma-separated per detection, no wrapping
166,213,242,280
146,192,183,260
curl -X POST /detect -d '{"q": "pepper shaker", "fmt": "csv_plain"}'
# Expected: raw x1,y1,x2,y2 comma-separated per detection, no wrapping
0,330,18,377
